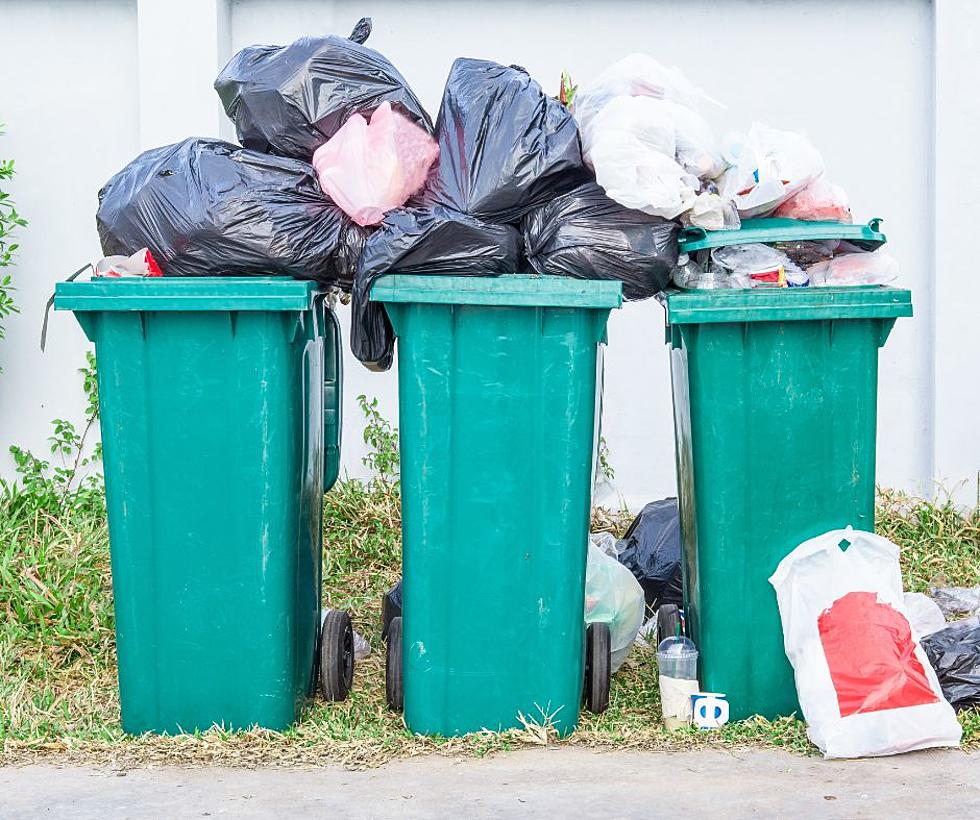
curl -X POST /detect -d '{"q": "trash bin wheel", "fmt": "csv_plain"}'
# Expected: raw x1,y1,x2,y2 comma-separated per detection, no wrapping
381,585,402,642
584,622,611,714
320,609,354,702
657,604,682,644
386,616,404,711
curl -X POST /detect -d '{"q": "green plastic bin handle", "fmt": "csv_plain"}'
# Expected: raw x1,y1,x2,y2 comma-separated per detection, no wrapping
323,305,342,492
677,218,886,253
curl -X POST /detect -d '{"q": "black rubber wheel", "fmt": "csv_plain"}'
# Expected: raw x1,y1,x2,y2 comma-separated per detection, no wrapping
319,609,354,702
657,604,682,644
381,583,402,642
386,616,404,712
584,622,611,714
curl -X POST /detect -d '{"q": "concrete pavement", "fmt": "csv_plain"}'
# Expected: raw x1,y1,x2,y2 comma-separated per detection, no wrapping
3,747,978,818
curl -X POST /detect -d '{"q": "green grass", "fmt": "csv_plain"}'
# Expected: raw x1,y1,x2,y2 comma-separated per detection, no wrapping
1,471,978,767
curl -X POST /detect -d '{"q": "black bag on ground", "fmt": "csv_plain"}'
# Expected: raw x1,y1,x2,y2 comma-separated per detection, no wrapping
921,616,980,711
350,206,521,370
215,18,432,160
616,498,683,616
421,58,590,223
97,138,366,286
522,182,679,300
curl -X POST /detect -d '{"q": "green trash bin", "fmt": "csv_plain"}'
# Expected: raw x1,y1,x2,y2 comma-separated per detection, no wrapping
54,277,345,734
371,274,622,737
665,219,913,721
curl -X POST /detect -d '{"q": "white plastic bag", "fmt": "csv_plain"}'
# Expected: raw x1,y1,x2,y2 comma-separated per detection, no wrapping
586,127,698,219
807,249,899,287
312,101,439,227
573,53,720,132
585,540,645,672
719,123,825,218
769,528,961,758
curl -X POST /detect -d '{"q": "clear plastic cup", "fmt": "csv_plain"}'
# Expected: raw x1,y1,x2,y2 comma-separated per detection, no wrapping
657,636,698,680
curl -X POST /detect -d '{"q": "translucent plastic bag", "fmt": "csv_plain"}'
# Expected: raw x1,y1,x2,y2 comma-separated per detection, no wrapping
769,528,962,758
585,539,645,672
807,249,898,287
772,176,852,223
719,124,825,218
312,102,439,227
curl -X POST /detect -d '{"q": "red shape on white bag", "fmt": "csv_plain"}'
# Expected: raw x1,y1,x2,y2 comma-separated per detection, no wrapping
818,590,939,718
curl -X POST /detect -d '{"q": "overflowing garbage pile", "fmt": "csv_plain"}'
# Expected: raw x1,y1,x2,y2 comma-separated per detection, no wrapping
94,18,900,371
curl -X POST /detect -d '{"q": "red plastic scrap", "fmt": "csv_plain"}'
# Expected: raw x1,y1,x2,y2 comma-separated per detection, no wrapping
818,591,939,718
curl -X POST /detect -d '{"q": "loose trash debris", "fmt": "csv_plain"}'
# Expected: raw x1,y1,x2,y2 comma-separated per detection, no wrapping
586,534,645,672
522,182,679,300
717,123,825,219
657,635,699,730
709,243,808,288
772,176,852,223
929,584,980,618
615,499,684,616
769,528,962,758
691,692,729,729
807,249,899,287
215,18,431,160
94,248,163,278
312,101,439,226
97,138,366,286
921,616,980,710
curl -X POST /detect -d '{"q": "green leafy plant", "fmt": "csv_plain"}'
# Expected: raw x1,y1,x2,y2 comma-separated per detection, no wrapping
2,352,103,520
0,123,26,347
598,435,615,482
356,394,400,488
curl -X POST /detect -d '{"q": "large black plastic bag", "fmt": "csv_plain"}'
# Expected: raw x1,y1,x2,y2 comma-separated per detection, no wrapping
215,18,432,160
921,616,980,710
523,182,679,300
422,59,590,222
351,206,521,370
615,499,683,615
97,138,365,286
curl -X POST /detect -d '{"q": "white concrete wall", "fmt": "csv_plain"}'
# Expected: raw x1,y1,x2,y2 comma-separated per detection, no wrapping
1,0,977,509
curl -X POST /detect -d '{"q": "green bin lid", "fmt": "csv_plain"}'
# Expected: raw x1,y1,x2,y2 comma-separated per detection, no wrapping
664,285,912,325
678,218,887,253
370,274,623,309
54,277,320,312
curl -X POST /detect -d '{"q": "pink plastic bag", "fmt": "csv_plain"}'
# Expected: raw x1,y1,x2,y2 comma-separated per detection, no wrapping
94,248,163,277
312,102,439,227
772,177,852,222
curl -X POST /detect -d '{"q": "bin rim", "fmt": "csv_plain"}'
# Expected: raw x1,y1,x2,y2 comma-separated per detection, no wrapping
663,285,912,325
370,273,623,309
678,218,886,253
54,276,320,312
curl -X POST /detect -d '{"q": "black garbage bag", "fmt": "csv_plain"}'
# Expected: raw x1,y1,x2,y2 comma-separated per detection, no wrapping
615,498,683,616
422,58,590,223
522,182,679,300
97,138,366,286
921,616,980,710
351,206,521,370
215,18,432,160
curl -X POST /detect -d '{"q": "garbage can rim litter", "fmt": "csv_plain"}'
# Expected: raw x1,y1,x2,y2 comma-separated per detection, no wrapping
370,273,623,309
55,277,320,313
